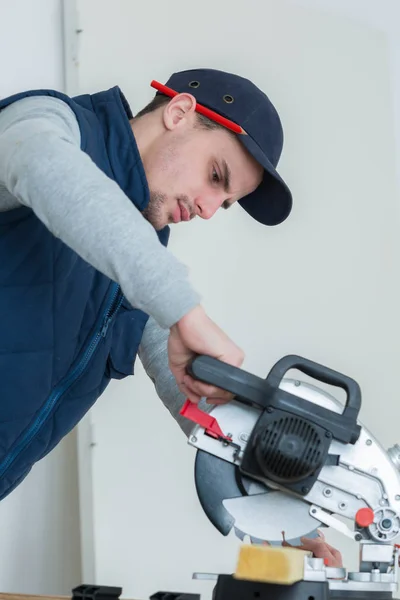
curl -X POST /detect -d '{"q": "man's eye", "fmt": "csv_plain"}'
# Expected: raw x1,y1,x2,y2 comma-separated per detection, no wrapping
212,169,220,183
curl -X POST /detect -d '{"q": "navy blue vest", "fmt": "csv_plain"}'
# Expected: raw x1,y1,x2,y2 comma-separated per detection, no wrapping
0,86,170,499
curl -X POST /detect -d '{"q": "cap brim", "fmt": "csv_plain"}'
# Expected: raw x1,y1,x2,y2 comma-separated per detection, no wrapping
237,134,293,226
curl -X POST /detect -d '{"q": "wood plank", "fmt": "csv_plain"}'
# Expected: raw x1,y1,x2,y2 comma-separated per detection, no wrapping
234,543,311,585
0,595,67,600
0,595,136,600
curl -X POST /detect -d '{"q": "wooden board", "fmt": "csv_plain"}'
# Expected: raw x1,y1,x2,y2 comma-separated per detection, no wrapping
0,592,136,600
0,595,67,600
235,544,312,585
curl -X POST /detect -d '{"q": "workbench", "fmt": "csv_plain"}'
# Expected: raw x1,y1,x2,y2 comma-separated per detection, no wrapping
0,595,70,600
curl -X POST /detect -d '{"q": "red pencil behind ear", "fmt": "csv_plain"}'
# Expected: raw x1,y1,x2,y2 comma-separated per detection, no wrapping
150,79,247,136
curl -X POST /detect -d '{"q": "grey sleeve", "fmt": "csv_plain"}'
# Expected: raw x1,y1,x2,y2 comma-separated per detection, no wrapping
138,316,213,437
0,95,201,329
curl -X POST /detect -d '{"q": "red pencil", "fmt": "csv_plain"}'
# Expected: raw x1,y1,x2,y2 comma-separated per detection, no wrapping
150,80,247,136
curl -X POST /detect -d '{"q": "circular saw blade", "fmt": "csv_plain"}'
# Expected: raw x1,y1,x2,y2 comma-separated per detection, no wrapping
194,449,243,536
194,450,321,545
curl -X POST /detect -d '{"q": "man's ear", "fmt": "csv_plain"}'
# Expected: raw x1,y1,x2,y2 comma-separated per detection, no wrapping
162,93,197,131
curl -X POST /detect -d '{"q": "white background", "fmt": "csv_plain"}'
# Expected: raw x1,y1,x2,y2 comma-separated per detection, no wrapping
0,0,81,593
71,1,400,599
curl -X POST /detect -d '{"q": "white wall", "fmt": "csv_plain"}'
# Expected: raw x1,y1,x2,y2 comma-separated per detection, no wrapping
72,1,400,598
295,0,400,204
0,0,82,593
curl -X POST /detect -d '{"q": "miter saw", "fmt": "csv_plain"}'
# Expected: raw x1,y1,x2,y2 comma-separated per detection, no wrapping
179,354,400,599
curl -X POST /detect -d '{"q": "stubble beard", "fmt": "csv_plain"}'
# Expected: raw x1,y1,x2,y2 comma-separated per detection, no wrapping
143,192,194,229
142,191,169,230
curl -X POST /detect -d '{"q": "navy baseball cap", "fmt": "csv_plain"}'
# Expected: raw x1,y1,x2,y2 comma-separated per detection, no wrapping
150,68,292,226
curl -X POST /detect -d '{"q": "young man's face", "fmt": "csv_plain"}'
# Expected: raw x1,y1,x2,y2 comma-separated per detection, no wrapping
139,95,264,230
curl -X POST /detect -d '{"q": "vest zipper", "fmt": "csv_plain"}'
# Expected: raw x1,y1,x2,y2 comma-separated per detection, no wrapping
0,282,124,479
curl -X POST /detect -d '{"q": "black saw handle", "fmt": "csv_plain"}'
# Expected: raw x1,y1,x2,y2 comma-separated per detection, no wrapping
266,354,361,426
188,354,362,444
188,355,270,405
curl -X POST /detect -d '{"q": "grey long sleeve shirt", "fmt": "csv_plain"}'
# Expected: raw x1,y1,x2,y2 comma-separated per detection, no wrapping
0,94,207,435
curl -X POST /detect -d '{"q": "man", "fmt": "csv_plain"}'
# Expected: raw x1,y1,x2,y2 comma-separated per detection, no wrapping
0,66,340,562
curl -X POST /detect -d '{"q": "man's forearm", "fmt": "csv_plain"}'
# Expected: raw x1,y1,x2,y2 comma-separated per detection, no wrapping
138,316,213,436
0,95,200,329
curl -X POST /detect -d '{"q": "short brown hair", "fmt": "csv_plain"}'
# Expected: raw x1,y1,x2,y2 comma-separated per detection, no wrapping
135,94,223,131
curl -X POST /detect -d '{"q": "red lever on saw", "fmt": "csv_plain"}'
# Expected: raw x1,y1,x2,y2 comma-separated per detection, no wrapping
179,400,232,442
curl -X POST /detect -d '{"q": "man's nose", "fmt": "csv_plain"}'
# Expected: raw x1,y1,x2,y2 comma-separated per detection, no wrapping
195,194,224,220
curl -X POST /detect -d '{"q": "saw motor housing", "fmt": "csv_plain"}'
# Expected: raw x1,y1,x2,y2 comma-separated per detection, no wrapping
241,407,334,496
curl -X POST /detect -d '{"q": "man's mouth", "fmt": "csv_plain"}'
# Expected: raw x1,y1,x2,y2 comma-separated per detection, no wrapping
179,201,191,221
173,200,191,223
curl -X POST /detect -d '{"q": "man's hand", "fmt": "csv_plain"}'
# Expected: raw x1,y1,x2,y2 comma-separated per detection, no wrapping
282,530,343,568
168,305,244,403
